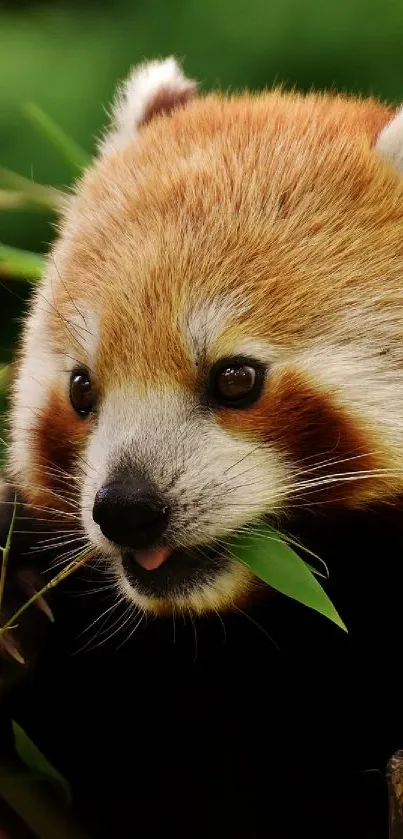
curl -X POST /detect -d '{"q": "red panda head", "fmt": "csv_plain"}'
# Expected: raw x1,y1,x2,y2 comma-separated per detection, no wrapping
8,57,403,615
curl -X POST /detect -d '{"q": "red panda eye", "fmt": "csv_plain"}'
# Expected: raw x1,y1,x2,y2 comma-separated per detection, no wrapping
69,369,95,417
210,358,265,408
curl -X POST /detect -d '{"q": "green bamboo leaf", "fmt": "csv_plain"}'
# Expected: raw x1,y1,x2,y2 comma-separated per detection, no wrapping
24,103,90,173
247,525,329,578
228,525,346,631
12,721,71,806
0,167,66,212
0,189,32,211
0,753,88,839
0,243,46,281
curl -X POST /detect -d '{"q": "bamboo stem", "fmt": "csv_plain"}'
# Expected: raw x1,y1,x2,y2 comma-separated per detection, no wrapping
0,495,17,616
0,550,93,639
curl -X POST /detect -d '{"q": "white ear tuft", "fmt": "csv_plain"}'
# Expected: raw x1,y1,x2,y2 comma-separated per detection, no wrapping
375,107,403,174
99,57,197,154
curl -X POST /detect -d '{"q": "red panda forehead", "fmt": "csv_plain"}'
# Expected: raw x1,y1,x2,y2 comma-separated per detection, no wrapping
73,90,394,244
50,90,403,377
64,92,401,273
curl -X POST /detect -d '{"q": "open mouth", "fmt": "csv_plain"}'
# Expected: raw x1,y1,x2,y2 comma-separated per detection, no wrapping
121,542,229,597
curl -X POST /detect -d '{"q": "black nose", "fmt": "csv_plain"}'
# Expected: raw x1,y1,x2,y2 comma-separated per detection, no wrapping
92,478,169,550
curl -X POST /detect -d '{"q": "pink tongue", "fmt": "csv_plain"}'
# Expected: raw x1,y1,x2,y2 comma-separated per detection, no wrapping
133,546,173,571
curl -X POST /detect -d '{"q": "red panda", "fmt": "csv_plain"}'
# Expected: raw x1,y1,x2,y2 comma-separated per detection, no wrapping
2,57,403,837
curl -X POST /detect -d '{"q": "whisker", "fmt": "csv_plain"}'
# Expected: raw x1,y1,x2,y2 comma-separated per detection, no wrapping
188,608,198,663
214,609,227,644
77,596,124,639
233,605,279,650
116,608,146,650
82,601,136,653
47,541,91,571
222,443,264,476
30,535,87,554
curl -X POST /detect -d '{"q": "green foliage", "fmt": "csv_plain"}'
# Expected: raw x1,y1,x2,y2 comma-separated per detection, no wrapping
1,0,402,251
0,243,46,280
0,166,66,212
12,721,71,805
24,104,90,174
228,526,346,630
0,723,87,839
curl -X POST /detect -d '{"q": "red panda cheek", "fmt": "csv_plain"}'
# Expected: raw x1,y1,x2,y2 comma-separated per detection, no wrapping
216,368,378,505
29,388,90,510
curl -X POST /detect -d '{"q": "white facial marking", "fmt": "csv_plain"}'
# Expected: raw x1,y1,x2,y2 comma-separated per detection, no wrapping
375,106,403,174
10,289,55,480
184,295,253,364
228,338,278,365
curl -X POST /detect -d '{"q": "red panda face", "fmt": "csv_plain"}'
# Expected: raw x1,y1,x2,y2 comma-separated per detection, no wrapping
8,59,403,615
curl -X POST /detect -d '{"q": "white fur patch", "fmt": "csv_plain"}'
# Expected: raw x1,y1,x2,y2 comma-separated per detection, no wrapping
375,107,403,174
100,57,197,154
184,295,253,364
228,338,278,365
9,289,56,481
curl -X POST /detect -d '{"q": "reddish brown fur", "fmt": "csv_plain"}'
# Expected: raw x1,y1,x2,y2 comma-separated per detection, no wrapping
143,85,197,125
28,389,89,513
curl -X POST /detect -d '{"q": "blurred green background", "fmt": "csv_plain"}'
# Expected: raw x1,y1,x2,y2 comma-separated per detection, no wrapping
1,0,403,442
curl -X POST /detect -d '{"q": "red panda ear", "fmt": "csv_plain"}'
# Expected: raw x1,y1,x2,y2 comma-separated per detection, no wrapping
99,57,197,154
375,107,403,173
